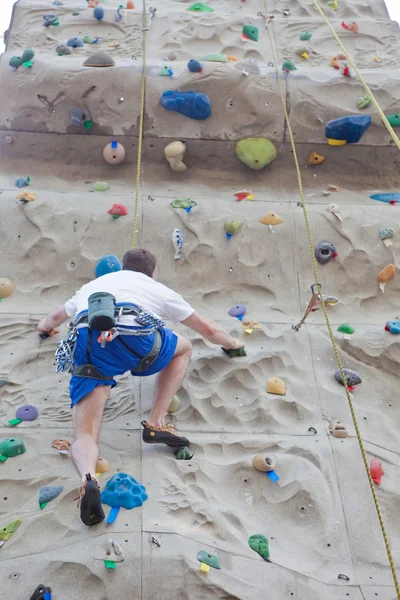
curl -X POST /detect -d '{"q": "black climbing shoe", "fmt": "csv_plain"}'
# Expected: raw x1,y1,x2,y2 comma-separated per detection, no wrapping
80,473,105,526
141,420,190,447
30,585,52,600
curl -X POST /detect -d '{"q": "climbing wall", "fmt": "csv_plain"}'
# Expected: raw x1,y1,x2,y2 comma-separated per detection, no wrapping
1,0,400,598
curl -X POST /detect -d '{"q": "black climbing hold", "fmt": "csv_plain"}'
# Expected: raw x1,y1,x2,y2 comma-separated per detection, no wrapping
29,584,52,600
338,573,350,581
308,427,317,434
314,240,337,265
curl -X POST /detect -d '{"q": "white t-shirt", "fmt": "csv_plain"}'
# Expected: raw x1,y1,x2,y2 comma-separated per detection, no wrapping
64,270,194,325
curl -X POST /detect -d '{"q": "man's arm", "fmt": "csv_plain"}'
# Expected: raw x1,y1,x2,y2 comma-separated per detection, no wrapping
37,305,70,334
181,312,242,350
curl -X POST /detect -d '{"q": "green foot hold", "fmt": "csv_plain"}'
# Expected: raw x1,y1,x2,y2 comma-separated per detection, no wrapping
222,346,247,358
235,137,277,170
0,438,26,458
188,2,214,11
197,550,221,569
173,446,193,460
248,534,270,561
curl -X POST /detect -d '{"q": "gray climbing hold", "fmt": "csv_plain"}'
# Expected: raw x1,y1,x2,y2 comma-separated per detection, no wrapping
334,368,362,388
56,44,72,56
83,52,115,67
71,108,86,127
38,485,64,505
314,240,337,264
94,538,125,562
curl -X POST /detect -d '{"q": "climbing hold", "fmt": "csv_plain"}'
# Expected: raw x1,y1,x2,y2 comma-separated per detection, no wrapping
0,519,22,545
83,36,95,44
188,59,202,73
16,404,38,421
67,37,84,48
380,228,395,247
328,184,340,192
228,304,246,320
0,278,15,299
386,113,400,127
188,3,214,11
222,347,247,358
282,7,290,15
0,380,8,388
370,458,384,484
224,220,243,240
71,108,86,127
94,539,125,562
234,59,260,76
357,95,371,110
16,190,36,203
160,90,211,120
94,6,104,20
326,115,371,145
319,294,339,306
0,438,26,461
242,320,261,335
173,446,193,460
95,255,122,277
235,137,277,170
328,203,343,222
101,473,148,509
29,585,52,600
42,14,59,27
341,21,359,33
108,203,128,218
267,377,286,395
84,52,115,67
116,5,126,22
56,44,71,55
337,323,355,338
170,198,196,212
326,0,338,8
103,141,125,165
172,229,183,260
242,25,259,42
9,49,34,70
15,177,30,188
377,263,395,292
96,457,109,473
248,534,270,561
334,368,362,389
260,212,284,227
126,0,135,8
252,455,275,472
167,395,181,413
88,0,99,6
51,439,70,455
370,193,400,204
307,151,325,166
197,550,221,572
39,485,63,508
199,53,228,62
329,421,349,438
92,181,110,192
314,240,337,264
234,190,254,201
385,321,400,334
330,56,341,70
165,141,187,172
342,64,350,77
159,66,173,76
282,61,297,72
300,31,312,41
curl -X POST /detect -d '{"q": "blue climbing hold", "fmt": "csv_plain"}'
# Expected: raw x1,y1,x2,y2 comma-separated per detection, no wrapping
15,177,30,188
94,6,105,20
39,485,64,506
188,59,202,73
160,90,211,120
67,37,84,48
326,115,371,145
95,254,121,278
385,321,400,334
370,193,400,204
101,473,148,509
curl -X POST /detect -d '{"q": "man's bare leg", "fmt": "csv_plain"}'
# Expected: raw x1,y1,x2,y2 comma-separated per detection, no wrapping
147,333,192,428
71,385,110,485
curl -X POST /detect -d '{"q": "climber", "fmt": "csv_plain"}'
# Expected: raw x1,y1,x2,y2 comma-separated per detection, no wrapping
37,248,243,525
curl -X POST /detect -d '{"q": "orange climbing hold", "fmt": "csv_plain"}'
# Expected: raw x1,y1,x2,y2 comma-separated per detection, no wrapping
88,0,99,6
127,0,135,7
341,21,359,33
330,56,340,69
307,151,325,166
377,264,395,283
266,376,286,395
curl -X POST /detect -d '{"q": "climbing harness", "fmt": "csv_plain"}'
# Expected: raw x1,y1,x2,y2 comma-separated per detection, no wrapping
259,3,400,595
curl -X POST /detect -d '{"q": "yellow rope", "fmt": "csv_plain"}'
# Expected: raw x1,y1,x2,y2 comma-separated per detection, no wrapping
131,1,148,249
311,0,400,151
259,4,400,596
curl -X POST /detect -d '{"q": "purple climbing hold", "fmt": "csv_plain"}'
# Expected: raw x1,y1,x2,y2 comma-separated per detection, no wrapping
16,404,38,422
228,304,247,320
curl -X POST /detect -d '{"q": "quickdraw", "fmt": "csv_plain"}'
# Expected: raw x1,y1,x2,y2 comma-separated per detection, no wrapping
292,284,321,331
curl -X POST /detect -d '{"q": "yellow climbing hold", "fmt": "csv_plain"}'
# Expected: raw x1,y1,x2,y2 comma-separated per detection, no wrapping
327,139,347,146
260,212,284,226
267,377,286,395
308,151,325,165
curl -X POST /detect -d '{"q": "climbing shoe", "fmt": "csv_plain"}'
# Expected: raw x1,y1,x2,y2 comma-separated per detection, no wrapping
141,420,190,447
80,473,105,526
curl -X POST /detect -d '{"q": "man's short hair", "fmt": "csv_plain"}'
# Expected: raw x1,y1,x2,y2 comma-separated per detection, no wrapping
122,249,156,277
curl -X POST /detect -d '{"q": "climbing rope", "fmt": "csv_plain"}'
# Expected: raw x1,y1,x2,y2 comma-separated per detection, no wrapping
131,2,148,249
259,4,400,596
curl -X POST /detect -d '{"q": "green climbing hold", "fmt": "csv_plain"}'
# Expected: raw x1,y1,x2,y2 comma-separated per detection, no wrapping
92,182,110,192
224,220,243,235
248,534,270,561
197,550,221,569
174,446,193,460
300,31,312,41
170,198,197,210
0,438,26,460
235,137,277,170
282,61,297,72
242,25,259,42
222,346,247,358
199,53,228,62
0,519,22,542
83,36,95,44
84,120,93,130
337,323,355,335
357,95,371,109
386,113,400,127
188,2,214,12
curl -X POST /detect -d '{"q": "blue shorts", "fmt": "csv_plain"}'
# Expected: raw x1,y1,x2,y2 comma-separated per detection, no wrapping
70,326,177,407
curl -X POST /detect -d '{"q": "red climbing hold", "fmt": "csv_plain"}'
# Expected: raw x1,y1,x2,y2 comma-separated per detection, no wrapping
108,203,128,218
